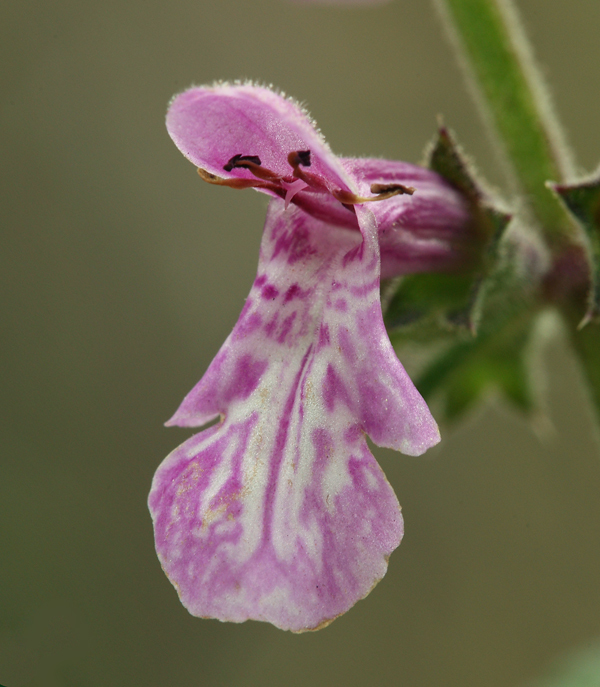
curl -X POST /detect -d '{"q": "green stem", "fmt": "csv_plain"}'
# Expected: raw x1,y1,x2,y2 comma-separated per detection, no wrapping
434,0,573,236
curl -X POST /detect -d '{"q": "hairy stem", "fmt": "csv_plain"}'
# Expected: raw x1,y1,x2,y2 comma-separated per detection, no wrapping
434,0,574,237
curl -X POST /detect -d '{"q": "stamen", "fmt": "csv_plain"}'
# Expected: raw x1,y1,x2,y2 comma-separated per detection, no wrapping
198,167,254,188
370,183,415,198
288,150,311,168
223,154,282,182
287,149,333,194
199,150,416,211
333,183,416,206
198,167,277,191
223,154,262,172
287,149,416,206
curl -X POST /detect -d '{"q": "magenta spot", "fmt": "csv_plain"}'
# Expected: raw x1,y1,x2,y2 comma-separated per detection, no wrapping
272,224,318,264
337,327,356,363
318,323,331,349
354,375,391,437
342,242,364,267
323,364,354,413
221,354,268,404
277,311,297,344
233,310,262,340
334,298,347,312
346,456,365,488
262,284,279,300
349,276,379,297
254,274,267,288
284,283,303,303
357,302,382,338
344,424,363,445
311,428,333,477
264,313,279,338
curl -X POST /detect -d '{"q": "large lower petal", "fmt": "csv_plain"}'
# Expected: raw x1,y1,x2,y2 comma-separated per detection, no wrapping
149,414,401,631
149,200,439,630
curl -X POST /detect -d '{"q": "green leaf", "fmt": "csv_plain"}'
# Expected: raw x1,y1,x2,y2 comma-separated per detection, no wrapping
551,170,600,325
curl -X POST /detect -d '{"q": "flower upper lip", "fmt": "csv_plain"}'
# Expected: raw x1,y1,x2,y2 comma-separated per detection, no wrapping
167,82,471,274
166,81,356,194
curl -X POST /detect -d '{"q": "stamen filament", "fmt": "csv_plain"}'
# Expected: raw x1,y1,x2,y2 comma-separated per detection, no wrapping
198,153,416,208
197,168,284,196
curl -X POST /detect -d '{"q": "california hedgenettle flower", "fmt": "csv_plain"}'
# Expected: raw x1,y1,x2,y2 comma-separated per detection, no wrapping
149,83,470,632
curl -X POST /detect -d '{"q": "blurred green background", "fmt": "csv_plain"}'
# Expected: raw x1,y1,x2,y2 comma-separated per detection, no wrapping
2,1,600,685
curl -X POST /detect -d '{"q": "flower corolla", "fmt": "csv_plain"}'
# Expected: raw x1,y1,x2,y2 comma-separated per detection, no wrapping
149,83,469,631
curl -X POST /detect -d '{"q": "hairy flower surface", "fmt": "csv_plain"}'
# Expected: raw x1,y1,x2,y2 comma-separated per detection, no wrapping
149,83,468,631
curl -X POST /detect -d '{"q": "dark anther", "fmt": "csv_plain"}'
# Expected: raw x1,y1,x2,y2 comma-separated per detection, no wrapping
370,183,415,196
288,150,312,168
297,150,311,167
223,154,262,172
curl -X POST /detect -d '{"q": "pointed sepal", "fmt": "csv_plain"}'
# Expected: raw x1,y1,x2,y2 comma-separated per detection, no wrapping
395,221,552,426
550,168,600,326
555,168,600,427
427,126,513,332
384,127,512,337
386,127,554,426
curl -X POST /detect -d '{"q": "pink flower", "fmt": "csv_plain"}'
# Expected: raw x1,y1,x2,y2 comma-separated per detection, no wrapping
149,83,468,631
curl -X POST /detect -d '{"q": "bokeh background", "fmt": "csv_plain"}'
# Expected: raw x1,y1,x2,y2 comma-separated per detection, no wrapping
2,1,600,685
